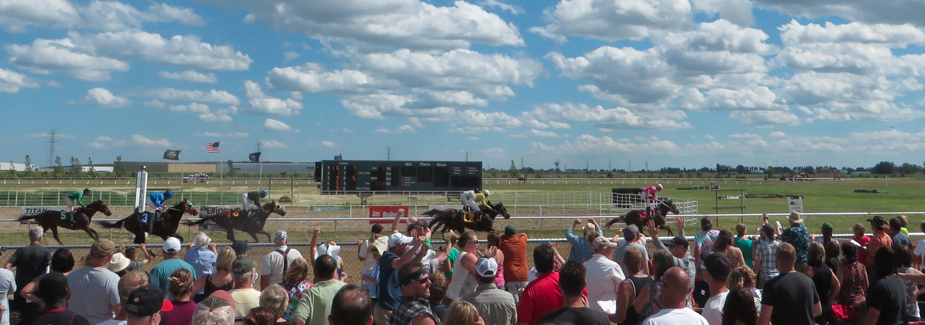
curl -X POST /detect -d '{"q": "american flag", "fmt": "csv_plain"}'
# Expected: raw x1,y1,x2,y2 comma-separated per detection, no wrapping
206,142,220,153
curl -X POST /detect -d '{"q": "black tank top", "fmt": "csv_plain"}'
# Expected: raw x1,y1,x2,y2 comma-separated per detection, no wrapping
203,275,233,296
620,275,654,325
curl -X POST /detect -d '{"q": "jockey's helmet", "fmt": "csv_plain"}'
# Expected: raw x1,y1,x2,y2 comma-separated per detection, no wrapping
483,189,491,196
164,190,173,197
656,184,663,190
261,190,269,197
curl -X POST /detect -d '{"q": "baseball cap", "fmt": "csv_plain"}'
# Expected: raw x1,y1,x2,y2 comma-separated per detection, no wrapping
388,233,413,248
231,255,257,274
163,237,181,254
591,236,619,251
504,225,516,236
231,240,250,255
623,225,639,241
665,236,689,248
475,257,499,277
109,253,131,273
124,286,174,317
274,230,288,242
191,296,235,325
702,252,731,279
206,290,235,309
789,211,804,224
867,215,886,228
89,239,115,258
821,223,834,231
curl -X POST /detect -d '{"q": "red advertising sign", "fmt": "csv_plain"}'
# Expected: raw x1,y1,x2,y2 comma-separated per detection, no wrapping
369,206,408,224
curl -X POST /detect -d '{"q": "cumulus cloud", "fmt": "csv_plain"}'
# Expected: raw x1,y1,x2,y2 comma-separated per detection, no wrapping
131,134,174,147
319,140,336,148
259,140,288,148
196,131,249,137
159,70,218,83
87,136,128,149
5,38,130,81
0,68,39,93
243,80,304,116
0,0,204,33
167,102,210,114
529,102,691,130
477,0,523,14
82,87,131,108
374,125,417,133
691,0,754,26
263,118,298,132
754,0,925,28
283,51,299,62
531,134,682,155
531,0,693,42
144,88,240,105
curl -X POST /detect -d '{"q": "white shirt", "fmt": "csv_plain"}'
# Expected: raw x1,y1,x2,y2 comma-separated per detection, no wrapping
914,238,925,266
642,308,710,325
0,268,15,325
702,291,729,325
583,254,625,313
260,245,303,285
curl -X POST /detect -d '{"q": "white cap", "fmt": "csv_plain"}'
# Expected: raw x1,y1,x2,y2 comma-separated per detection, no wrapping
388,233,413,248
475,257,498,277
163,237,181,254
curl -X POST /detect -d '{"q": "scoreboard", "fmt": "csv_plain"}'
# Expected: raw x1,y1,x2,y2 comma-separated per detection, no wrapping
314,160,483,194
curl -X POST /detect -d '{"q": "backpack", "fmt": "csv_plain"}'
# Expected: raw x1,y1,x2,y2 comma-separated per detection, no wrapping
276,247,291,277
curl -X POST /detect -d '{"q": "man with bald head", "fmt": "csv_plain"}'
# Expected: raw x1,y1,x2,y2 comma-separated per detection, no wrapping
641,267,708,325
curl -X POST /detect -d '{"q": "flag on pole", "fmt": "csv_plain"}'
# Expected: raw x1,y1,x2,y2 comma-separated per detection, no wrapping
163,150,181,160
206,142,220,153
249,152,261,162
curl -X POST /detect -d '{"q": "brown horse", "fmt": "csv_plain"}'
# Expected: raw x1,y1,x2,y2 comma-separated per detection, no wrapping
604,199,679,236
183,200,286,242
17,200,113,244
97,200,198,244
426,202,510,234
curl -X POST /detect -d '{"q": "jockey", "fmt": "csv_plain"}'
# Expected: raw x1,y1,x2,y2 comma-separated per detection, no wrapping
473,189,492,211
144,190,173,224
62,188,91,221
643,184,663,218
460,189,480,213
242,190,268,211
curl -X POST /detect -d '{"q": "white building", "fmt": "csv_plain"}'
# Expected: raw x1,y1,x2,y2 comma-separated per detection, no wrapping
0,162,31,171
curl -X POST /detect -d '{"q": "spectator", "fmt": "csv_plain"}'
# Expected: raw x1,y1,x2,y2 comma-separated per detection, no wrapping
694,217,720,267
244,306,279,325
161,269,196,325
293,255,347,325
462,257,516,325
583,236,623,314
814,223,837,248
310,229,347,282
99,270,150,325
866,216,892,269
149,237,197,295
889,217,912,251
824,241,840,274
360,225,389,295
803,242,839,325
835,242,868,308
192,246,235,303
633,250,676,321
191,291,236,325
109,253,131,277
32,272,91,325
780,212,810,272
518,243,568,325
259,284,291,325
185,233,218,279
701,253,731,325
865,247,907,325
6,226,51,323
609,246,652,325
261,230,304,290
726,266,761,311
734,223,755,269
499,225,529,303
374,232,427,325
537,260,610,325
362,245,383,302
280,258,312,321
895,246,920,322
232,240,251,256
758,242,821,325
720,288,758,325
67,239,121,324
389,263,441,325
329,284,375,325
640,267,709,325
566,218,602,262
446,231,480,301
851,223,871,266
613,225,649,276
713,230,746,270
647,218,696,291
754,224,781,288
428,272,449,321
912,221,925,268
444,299,482,325
228,255,261,318
484,231,506,289
897,215,910,236
0,244,14,325
123,286,173,325
119,243,150,274
440,231,460,283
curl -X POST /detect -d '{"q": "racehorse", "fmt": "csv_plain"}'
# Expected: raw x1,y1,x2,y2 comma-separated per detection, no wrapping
17,200,112,244
183,200,287,242
604,199,680,236
97,200,199,244
425,202,510,234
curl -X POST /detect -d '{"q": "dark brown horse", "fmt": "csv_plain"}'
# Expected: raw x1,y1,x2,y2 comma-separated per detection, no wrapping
97,200,199,244
604,199,679,236
425,202,510,234
183,200,286,242
17,200,113,244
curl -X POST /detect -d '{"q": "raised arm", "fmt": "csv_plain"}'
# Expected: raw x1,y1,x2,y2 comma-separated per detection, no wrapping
647,220,668,252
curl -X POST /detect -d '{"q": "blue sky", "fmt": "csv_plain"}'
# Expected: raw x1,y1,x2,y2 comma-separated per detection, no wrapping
3,0,925,171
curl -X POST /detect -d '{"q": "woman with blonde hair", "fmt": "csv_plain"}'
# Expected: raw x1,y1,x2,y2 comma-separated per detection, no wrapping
192,246,235,302
162,268,197,325
444,299,485,325
280,258,312,321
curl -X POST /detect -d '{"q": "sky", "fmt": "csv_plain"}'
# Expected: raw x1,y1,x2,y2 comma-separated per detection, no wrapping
3,0,925,171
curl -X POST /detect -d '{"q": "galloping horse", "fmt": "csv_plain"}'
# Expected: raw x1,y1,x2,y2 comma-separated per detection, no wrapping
183,200,287,242
97,200,198,244
18,200,112,244
604,199,679,236
425,202,511,233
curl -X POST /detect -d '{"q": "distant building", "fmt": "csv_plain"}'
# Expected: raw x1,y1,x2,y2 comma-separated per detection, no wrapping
220,162,315,175
815,168,841,179
117,161,217,173
82,166,114,173
0,162,30,171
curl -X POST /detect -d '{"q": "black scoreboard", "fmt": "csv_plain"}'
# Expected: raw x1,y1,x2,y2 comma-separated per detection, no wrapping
314,160,483,194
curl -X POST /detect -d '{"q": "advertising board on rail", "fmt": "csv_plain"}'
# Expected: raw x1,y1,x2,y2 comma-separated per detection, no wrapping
369,206,409,224
19,206,64,224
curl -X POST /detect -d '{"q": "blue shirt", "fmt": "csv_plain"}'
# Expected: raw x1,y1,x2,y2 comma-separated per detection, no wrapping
782,225,810,264
149,193,166,206
184,247,217,278
377,251,401,310
892,232,913,250
150,258,197,297
566,227,602,262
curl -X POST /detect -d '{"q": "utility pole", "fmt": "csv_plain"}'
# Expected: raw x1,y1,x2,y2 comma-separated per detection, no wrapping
46,130,58,168
387,147,391,160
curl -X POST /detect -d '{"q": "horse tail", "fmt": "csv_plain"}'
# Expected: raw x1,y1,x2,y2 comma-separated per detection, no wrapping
604,215,625,229
97,219,125,229
17,214,39,222
427,214,443,230
183,215,215,226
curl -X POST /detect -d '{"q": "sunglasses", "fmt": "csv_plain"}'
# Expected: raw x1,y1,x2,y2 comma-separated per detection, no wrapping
414,277,430,284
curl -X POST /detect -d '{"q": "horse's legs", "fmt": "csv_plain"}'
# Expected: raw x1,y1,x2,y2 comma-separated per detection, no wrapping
85,227,99,241
247,232,260,243
604,216,623,228
259,231,271,243
225,227,236,241
50,226,63,245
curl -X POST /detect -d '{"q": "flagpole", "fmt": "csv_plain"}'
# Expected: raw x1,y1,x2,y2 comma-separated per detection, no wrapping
219,147,224,204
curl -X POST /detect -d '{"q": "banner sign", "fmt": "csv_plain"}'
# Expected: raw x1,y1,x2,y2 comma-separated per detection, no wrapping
369,206,408,224
310,206,351,212
197,206,233,231
788,196,804,213
19,206,65,224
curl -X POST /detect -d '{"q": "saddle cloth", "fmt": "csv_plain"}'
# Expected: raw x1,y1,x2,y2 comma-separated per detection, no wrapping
139,211,154,226
59,210,69,219
463,211,476,223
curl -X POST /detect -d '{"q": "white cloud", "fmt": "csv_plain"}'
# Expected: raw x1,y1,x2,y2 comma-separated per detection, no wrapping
166,102,210,114
729,110,802,127
82,87,131,108
27,132,74,138
5,37,130,81
477,0,523,14
259,140,288,148
69,29,252,71
159,70,218,83
529,102,691,130
283,51,299,62
691,0,755,26
319,140,336,148
144,100,166,108
87,136,128,148
266,63,388,94
196,131,249,137
263,118,298,132
144,88,240,105
0,67,39,93
243,80,304,116
531,134,682,155
131,134,173,147
532,0,693,42
0,0,204,33
754,1,925,28
375,125,417,133
680,86,785,111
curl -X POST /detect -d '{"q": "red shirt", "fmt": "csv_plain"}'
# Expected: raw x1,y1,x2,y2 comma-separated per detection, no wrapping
517,272,588,325
854,236,871,266
499,234,529,282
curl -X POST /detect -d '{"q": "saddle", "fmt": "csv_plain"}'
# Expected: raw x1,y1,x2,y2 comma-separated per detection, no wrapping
637,210,649,219
462,211,477,223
